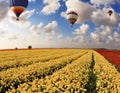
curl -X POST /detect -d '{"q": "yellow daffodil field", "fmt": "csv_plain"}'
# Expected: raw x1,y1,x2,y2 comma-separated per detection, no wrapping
0,49,120,93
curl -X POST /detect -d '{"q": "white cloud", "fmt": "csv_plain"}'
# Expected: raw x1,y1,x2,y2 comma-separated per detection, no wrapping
57,35,91,48
29,22,43,37
64,0,96,23
0,0,120,50
91,7,119,26
90,0,115,7
90,25,113,43
0,29,5,37
90,32,99,40
29,0,36,2
63,0,120,27
9,9,35,28
113,32,120,38
73,36,84,42
41,0,61,15
57,34,63,38
73,24,89,35
61,12,67,19
118,23,120,31
109,31,120,42
43,21,58,34
30,23,43,32
8,35,18,40
45,36,53,41
29,20,62,39
54,26,120,49
0,24,9,37
0,1,9,22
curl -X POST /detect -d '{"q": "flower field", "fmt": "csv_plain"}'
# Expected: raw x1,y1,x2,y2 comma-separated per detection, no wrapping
96,50,120,69
96,50,120,67
0,49,120,93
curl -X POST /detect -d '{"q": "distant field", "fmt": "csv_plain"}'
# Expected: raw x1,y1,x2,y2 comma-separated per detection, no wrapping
96,49,120,69
0,49,120,93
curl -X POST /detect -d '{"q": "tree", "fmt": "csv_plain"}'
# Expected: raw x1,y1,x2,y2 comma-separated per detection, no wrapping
28,45,32,49
15,47,18,50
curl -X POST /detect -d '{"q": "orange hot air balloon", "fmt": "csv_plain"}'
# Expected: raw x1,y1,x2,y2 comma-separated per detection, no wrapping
10,0,28,21
108,10,113,16
67,11,78,26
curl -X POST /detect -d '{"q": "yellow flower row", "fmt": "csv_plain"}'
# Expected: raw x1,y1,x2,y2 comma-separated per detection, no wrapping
7,51,93,93
0,49,79,71
93,51,120,93
0,49,87,92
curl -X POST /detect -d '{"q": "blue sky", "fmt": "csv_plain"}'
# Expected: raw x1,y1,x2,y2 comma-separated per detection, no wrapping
0,0,120,49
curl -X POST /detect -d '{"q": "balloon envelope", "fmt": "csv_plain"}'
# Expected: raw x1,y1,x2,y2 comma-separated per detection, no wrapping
10,0,28,8
67,11,78,25
10,0,28,20
108,10,113,16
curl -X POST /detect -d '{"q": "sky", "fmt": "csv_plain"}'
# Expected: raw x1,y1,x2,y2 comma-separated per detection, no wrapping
0,0,120,49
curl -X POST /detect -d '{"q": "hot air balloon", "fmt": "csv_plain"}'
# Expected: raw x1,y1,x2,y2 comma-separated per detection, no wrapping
10,0,28,21
67,11,78,26
108,10,113,16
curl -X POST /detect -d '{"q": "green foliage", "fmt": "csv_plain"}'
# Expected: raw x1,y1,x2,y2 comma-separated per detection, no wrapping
28,45,32,49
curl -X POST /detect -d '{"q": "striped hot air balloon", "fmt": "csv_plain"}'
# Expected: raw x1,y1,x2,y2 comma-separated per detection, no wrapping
108,10,113,16
10,0,28,21
67,11,78,27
